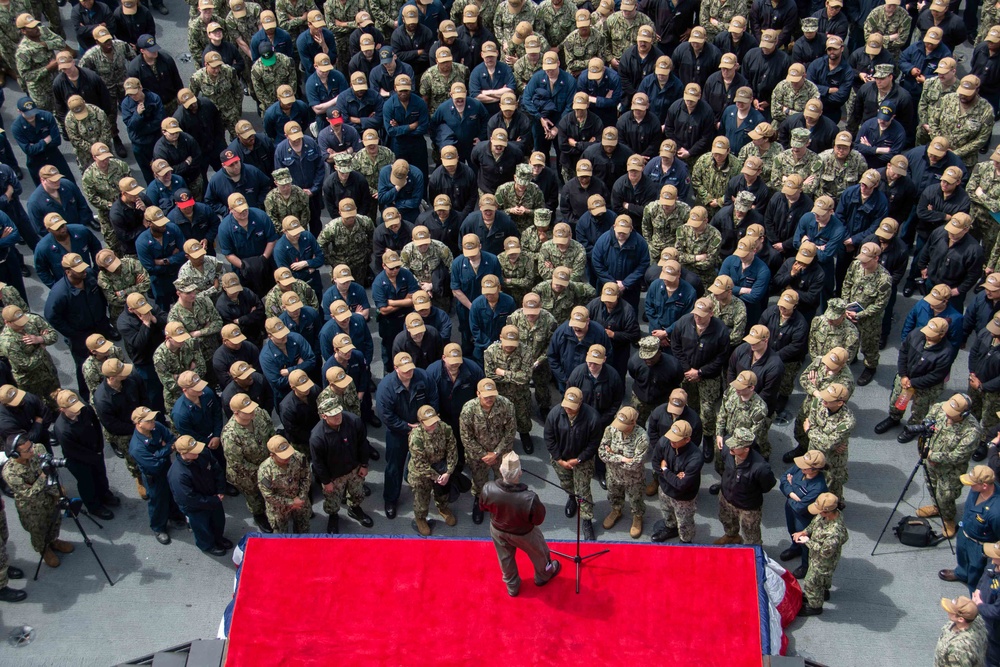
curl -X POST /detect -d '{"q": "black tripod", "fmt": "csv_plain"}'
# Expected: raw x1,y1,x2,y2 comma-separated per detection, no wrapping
520,466,610,594
872,436,954,556
33,465,114,585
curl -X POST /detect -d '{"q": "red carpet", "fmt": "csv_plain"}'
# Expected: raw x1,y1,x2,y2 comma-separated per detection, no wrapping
226,537,766,667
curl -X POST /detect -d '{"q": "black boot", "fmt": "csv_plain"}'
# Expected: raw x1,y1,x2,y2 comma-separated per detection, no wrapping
857,367,876,386
709,483,721,495
651,525,679,542
520,432,534,454
0,586,26,602
368,445,380,461
898,426,919,443
973,442,989,462
348,505,373,527
253,514,273,533
7,566,23,579
326,513,340,534
702,435,714,463
582,519,595,541
782,445,806,464
472,495,484,524
798,605,823,617
565,496,578,518
874,416,900,434
112,137,128,158
225,482,240,496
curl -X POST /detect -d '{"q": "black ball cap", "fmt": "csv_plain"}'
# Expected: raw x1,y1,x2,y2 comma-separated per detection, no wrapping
258,41,274,57
5,431,27,457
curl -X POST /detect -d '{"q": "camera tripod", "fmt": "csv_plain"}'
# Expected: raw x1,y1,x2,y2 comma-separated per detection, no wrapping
520,466,610,594
32,465,114,585
872,433,954,556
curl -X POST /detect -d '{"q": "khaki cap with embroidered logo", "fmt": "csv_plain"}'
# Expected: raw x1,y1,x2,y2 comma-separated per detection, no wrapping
730,370,757,390
683,83,701,102
748,123,773,141
743,324,769,345
569,305,589,329
779,289,799,308
562,386,583,409
229,391,259,414
86,332,114,354
1,305,27,327
332,333,355,353
62,253,89,273
177,370,208,392
165,321,191,342
95,248,121,272
961,464,996,486
733,238,753,258
796,240,817,264
126,292,153,315
942,392,971,418
599,282,619,303
611,406,638,432
522,293,541,314
719,52,738,70
273,266,295,287
281,292,304,313
925,26,943,44
417,405,439,426
924,283,952,308
0,384,25,407
101,357,133,379
664,419,692,442
807,492,839,515
946,211,972,234
707,274,734,296
686,206,708,227
874,217,898,239
220,323,247,344
459,234,479,258
542,52,559,71
941,165,963,185
497,324,519,348
55,389,85,415
920,316,949,339
614,215,632,233
265,317,289,339
796,449,827,472
655,56,673,75
658,184,678,205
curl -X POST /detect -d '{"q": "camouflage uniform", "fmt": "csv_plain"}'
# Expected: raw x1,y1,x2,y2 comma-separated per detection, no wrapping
408,421,460,520
251,52,298,111
520,226,548,257
863,6,911,59
536,0,577,47
168,296,224,373
264,185,311,232
177,257,224,302
82,159,131,255
317,380,360,416
184,0,225,17
221,408,275,516
189,64,244,137
15,29,68,111
603,11,653,57
324,0,361,76
808,314,860,361
512,53,542,94
642,200,691,263
498,250,537,306
599,423,649,517
793,358,855,451
815,149,867,200
189,16,229,59
691,153,741,214
934,616,989,666
533,279,595,322
967,160,1000,252
318,215,376,284
0,286,27,328
676,223,723,286
80,40,136,108
493,3,538,48
932,93,995,170
320,460,366,515
0,314,59,409
459,395,516,496
707,294,747,347
983,3,1000,42
264,280,319,317
495,181,545,232
508,307,557,412
917,76,958,146
683,373,722,440
418,62,469,117
258,450,311,532
768,148,823,195
923,403,982,524
351,146,396,197
801,511,849,608
153,339,207,414
553,455,596,519
370,0,399,33
400,239,454,310
483,339,534,433
65,105,113,170
537,240,587,281
770,80,820,125
1,443,60,554
560,29,606,75
82,345,125,401
738,141,782,187
0,0,31,79
225,2,262,50
716,386,769,464
840,260,891,370
805,402,855,498
276,0,312,41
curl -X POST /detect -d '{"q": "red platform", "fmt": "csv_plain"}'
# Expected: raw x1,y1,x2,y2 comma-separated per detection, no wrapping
225,536,768,667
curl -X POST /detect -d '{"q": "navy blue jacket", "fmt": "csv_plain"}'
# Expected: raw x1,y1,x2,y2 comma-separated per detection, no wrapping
547,321,613,389
779,465,829,519
204,165,273,217
44,270,111,352
469,293,516,360
318,314,374,363
260,332,317,399
129,421,176,477
591,230,650,291
375,368,440,434
805,55,854,120
250,28,296,62
120,90,165,145
167,450,226,513
33,224,103,288
26,180,94,234
274,137,325,194
171,387,224,442
426,358,483,423
216,209,281,260
836,184,888,246
11,110,65,163
321,347,372,395
168,202,220,245
964,291,1000,344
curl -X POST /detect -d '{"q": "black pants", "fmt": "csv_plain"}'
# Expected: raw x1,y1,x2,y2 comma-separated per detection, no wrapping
184,501,226,551
65,457,112,512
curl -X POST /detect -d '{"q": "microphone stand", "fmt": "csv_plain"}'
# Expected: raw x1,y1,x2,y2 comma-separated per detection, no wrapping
519,465,610,594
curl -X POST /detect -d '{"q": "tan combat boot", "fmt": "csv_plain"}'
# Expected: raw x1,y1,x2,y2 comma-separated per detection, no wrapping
916,505,939,518
50,539,74,554
713,535,743,545
943,520,957,538
602,508,622,529
136,478,148,500
439,507,457,526
630,515,643,539
414,518,431,536
42,548,60,568
645,480,658,496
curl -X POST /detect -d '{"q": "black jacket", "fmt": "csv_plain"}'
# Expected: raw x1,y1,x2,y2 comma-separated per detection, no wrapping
724,174,772,212
309,412,370,483
918,227,985,297
618,45,664,99
897,329,954,388
220,372,274,419
627,350,684,404
663,99,715,161
0,393,51,443
777,113,838,153
713,31,759,64
487,110,533,159
109,194,154,256
703,70,749,122
543,403,601,462
651,438,703,500
213,341,262,390
915,183,971,237
670,314,731,379
167,450,226,513
612,173,661,227
712,205,764,258
726,343,785,413
648,403,702,446
428,163,478,223
964,291,1000,343
53,66,115,124
970,329,1000,390
616,111,664,160
111,5,155,46
532,166,560,213
215,290,266,345
323,170,374,220
556,110,603,172
54,406,105,467
72,1,112,50
126,52,184,106
153,132,204,186
759,305,808,363
582,143,635,187
587,297,642,376
278,385,321,446
772,256,825,321
791,32,826,66
93,376,147,438
876,169,919,228
642,0,697,56
117,304,167,366
916,9,966,51
559,177,611,228
972,42,1000,99
850,81,914,140
391,327,444,370
742,47,791,107
721,446,776,510
764,192,814,251
749,0,799,47
225,131,275,176
480,480,546,535
566,363,625,427
469,141,524,194
862,233,908,287
673,41,722,89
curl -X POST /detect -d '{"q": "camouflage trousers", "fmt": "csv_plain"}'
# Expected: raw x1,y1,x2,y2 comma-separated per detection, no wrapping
810,448,847,499
73,149,95,172
857,314,883,369
532,360,553,415
267,503,311,534
779,360,803,397
0,506,8,587
15,495,60,554
888,375,942,423
227,467,266,516
929,466,964,523
658,488,696,542
606,463,644,516
630,392,659,429
411,475,451,521
343,256,370,288
973,210,1000,257
690,267,719,291
322,467,365,515
467,458,501,498
802,552,841,608
916,123,932,147
970,383,1000,443
14,366,60,412
287,438,311,462
719,493,762,545
552,458,595,520
30,0,62,35
498,382,532,433
96,211,123,257
794,400,813,449
105,431,142,481
683,376,722,437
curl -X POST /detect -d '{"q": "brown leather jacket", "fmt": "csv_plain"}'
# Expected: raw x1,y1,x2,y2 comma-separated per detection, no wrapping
480,480,547,535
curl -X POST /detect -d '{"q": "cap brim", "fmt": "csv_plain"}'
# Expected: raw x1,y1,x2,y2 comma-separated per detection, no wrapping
170,332,192,342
